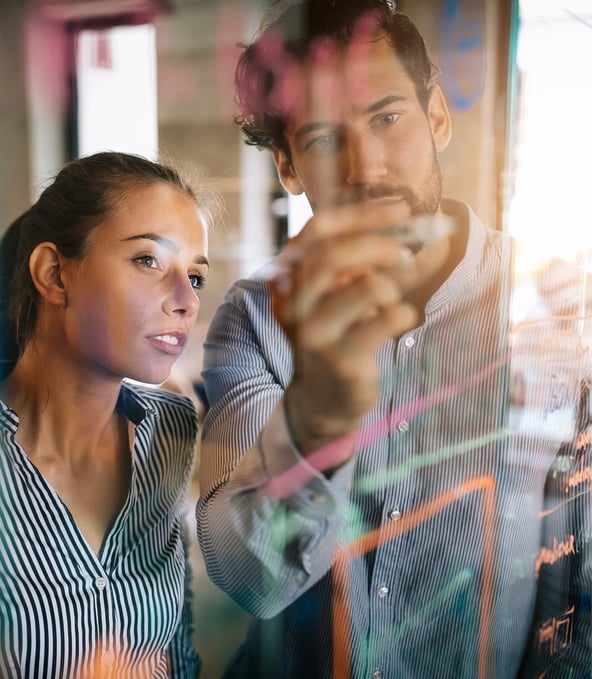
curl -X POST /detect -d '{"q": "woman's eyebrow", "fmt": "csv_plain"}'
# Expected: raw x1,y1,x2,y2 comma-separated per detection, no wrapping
122,233,209,266
122,232,177,250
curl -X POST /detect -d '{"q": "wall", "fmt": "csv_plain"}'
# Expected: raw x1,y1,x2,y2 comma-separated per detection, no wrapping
0,1,32,227
401,0,513,230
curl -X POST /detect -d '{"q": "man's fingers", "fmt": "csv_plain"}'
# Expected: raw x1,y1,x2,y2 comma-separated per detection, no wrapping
295,271,404,347
271,235,414,323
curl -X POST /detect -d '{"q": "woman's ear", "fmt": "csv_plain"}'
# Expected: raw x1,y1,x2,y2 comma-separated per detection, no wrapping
28,242,67,307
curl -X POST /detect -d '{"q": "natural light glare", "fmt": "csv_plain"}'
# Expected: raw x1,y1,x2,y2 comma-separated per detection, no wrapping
507,1,592,266
288,192,313,237
77,24,158,160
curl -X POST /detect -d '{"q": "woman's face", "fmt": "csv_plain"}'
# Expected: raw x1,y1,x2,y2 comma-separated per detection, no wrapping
60,183,209,385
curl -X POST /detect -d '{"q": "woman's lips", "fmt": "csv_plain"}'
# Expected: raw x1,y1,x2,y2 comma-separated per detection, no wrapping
146,332,187,355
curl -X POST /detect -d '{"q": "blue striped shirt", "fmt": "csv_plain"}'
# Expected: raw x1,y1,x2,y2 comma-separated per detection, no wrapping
197,200,592,678
0,382,200,678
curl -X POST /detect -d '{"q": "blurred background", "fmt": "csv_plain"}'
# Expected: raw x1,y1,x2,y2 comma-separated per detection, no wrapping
1,0,591,676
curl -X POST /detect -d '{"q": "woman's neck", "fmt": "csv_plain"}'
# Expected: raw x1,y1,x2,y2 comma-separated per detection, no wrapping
1,340,124,465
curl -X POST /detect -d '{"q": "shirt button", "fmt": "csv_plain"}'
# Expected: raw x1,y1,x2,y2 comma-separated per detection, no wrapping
307,490,327,504
404,335,415,348
377,585,389,598
372,669,383,679
389,509,402,522
95,576,108,591
397,420,409,432
102,650,115,665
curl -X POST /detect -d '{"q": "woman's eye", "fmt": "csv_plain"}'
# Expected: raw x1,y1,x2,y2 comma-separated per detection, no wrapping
188,274,205,291
134,254,158,269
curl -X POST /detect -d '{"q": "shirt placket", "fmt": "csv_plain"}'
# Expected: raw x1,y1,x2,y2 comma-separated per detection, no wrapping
98,435,138,677
365,330,424,679
92,568,116,678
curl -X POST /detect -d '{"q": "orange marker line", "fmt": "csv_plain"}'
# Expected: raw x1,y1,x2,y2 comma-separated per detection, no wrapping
331,476,496,678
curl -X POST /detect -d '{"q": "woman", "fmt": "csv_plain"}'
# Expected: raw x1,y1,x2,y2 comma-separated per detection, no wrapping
0,152,214,678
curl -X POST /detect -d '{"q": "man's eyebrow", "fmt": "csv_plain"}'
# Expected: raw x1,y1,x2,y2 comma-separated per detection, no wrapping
122,233,209,266
294,121,333,141
365,94,408,114
295,95,409,139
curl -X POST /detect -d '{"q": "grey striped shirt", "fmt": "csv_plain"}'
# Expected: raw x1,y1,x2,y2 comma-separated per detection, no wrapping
198,200,592,678
0,382,200,678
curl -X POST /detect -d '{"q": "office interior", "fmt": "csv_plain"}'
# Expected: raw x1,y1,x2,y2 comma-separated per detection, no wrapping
1,0,591,675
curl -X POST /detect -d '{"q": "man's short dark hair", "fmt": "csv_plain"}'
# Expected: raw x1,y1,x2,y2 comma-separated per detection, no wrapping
234,0,439,154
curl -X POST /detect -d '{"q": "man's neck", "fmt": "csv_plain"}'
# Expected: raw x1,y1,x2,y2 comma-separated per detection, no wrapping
406,201,469,316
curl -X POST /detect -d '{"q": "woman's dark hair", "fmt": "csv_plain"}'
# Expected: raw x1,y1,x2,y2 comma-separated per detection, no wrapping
234,0,439,155
0,151,219,379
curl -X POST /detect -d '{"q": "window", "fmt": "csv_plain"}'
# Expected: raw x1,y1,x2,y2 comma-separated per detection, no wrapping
75,23,158,159
507,0,592,263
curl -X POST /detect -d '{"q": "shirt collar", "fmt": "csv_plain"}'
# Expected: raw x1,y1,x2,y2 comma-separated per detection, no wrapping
425,198,493,312
117,382,157,425
0,399,19,434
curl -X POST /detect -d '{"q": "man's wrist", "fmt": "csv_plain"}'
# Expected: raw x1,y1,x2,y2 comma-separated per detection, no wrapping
284,384,360,471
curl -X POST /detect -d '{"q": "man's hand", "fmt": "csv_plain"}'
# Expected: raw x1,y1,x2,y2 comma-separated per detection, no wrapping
267,201,450,464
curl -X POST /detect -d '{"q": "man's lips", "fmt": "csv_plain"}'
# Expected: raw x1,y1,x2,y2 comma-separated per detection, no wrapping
336,182,411,203
365,195,405,204
146,332,187,355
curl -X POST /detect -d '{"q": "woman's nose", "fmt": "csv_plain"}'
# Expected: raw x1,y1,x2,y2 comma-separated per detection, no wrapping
164,271,200,318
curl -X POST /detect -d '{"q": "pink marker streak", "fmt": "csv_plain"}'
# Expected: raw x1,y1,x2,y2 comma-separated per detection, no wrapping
263,350,511,499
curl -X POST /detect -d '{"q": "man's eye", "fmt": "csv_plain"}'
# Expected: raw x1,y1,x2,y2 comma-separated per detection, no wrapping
134,254,159,269
188,274,205,291
306,133,340,151
376,112,399,127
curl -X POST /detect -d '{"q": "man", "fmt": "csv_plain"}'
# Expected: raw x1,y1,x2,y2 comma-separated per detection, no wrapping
197,1,592,677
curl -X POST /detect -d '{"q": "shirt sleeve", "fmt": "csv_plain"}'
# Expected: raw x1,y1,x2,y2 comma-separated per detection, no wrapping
196,281,355,620
168,518,201,678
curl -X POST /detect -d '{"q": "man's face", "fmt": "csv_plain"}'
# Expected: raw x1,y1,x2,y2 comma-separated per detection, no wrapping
272,34,451,217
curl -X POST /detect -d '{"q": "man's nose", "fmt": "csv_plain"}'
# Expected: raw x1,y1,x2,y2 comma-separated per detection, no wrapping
345,132,388,185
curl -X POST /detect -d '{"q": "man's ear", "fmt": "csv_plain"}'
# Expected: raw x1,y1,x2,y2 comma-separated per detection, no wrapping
427,85,452,153
28,242,67,307
272,147,305,196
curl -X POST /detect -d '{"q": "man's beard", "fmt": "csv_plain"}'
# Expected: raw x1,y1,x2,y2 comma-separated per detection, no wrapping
337,148,443,216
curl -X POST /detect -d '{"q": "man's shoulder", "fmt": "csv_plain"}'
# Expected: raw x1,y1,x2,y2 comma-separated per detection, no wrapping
223,272,273,306
210,269,280,334
203,266,294,384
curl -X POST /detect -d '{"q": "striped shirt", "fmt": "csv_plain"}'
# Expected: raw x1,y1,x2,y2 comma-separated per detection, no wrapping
197,200,592,678
0,382,200,679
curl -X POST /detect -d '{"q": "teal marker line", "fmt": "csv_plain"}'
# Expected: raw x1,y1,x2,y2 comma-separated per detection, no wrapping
359,428,511,493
